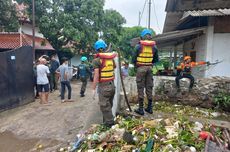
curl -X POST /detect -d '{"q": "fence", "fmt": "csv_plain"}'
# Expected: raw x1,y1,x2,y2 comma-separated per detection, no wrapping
0,46,34,111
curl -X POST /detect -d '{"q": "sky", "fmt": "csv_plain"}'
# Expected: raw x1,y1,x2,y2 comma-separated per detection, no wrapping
104,0,167,34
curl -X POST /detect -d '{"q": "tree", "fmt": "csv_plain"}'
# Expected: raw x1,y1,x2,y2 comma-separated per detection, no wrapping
15,0,127,60
16,0,125,57
117,26,157,60
117,26,145,59
101,9,126,48
0,0,19,31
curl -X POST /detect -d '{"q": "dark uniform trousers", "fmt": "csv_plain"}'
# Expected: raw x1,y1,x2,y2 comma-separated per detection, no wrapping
98,81,115,125
175,73,195,89
80,77,87,94
136,66,153,100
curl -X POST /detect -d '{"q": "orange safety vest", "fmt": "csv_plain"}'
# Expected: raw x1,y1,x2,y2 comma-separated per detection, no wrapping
177,61,206,73
95,53,117,82
136,40,156,66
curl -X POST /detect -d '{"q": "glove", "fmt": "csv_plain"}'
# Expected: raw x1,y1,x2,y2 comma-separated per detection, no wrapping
206,61,210,66
92,89,96,100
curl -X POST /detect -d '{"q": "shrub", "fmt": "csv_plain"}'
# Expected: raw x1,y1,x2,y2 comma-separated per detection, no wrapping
128,67,136,76
214,92,230,111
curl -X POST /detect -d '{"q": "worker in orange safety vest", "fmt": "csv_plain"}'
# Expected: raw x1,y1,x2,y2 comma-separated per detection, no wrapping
176,56,210,91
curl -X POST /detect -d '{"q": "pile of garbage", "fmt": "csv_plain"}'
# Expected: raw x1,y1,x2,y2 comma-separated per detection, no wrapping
57,114,230,152
153,101,229,119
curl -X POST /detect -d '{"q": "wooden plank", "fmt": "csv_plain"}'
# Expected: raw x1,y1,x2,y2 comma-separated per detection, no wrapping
214,16,230,33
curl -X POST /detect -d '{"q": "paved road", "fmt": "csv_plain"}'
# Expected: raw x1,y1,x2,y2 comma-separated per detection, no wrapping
0,80,102,152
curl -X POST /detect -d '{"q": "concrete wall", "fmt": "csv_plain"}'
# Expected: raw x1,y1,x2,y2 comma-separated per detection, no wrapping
70,55,81,66
19,23,44,38
119,76,230,112
205,33,230,77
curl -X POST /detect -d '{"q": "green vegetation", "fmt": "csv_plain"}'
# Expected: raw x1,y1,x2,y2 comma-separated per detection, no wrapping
66,116,207,151
0,0,19,31
128,67,136,77
14,0,125,58
214,92,230,111
153,101,216,119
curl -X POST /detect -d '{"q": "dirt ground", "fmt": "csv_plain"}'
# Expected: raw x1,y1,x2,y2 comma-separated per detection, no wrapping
0,81,102,152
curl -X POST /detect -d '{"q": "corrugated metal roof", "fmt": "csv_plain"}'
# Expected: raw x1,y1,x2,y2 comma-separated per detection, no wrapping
166,0,230,12
182,9,230,19
131,27,206,47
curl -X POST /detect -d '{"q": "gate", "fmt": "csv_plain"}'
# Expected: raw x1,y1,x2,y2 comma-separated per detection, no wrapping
0,46,34,111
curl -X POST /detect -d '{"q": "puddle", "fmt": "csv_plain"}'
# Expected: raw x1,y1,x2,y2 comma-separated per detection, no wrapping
0,131,61,152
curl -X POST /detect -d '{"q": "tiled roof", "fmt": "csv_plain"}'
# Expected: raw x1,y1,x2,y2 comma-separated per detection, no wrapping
0,33,54,50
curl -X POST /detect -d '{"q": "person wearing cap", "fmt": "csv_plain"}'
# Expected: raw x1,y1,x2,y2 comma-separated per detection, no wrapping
56,57,72,102
37,57,50,104
176,56,209,91
92,39,116,128
77,56,91,97
121,61,129,78
132,29,159,115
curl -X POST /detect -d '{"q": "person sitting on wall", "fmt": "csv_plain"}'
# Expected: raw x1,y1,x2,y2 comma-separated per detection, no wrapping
175,56,209,92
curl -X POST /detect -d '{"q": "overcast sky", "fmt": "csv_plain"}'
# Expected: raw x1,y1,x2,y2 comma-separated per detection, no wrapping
104,0,167,34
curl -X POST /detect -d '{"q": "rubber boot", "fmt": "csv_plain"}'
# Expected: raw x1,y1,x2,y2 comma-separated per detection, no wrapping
134,99,144,115
80,91,85,97
145,99,153,114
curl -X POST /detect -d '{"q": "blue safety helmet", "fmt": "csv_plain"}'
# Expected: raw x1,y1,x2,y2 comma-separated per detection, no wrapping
141,29,153,38
94,39,107,51
81,56,87,62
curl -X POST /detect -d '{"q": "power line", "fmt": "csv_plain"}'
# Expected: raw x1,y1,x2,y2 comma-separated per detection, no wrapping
139,0,148,26
152,0,161,32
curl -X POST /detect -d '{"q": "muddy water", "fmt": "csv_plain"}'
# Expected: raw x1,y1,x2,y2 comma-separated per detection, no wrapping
0,131,61,152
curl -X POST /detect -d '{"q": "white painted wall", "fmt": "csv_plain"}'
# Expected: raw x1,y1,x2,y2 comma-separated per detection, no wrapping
112,56,120,116
183,33,208,78
205,33,230,77
19,23,44,38
70,55,81,66
182,26,230,77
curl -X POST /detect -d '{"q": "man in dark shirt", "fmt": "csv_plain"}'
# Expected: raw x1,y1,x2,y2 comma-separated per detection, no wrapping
50,54,60,91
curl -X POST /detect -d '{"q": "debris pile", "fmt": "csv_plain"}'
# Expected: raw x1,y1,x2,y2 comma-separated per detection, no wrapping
57,114,230,152
153,101,228,120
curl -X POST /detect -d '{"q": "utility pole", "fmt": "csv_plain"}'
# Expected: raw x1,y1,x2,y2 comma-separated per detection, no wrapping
148,0,151,29
32,0,35,61
138,11,141,26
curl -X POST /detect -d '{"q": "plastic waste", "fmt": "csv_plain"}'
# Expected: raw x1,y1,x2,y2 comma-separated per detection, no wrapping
70,134,85,152
165,126,178,139
190,146,196,152
199,131,213,140
145,139,154,152
193,122,204,132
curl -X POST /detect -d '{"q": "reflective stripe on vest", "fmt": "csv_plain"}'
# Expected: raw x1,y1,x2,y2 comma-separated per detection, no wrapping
136,40,156,66
96,53,116,82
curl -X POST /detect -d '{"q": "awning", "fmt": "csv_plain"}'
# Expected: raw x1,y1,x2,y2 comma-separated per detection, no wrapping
153,27,206,47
